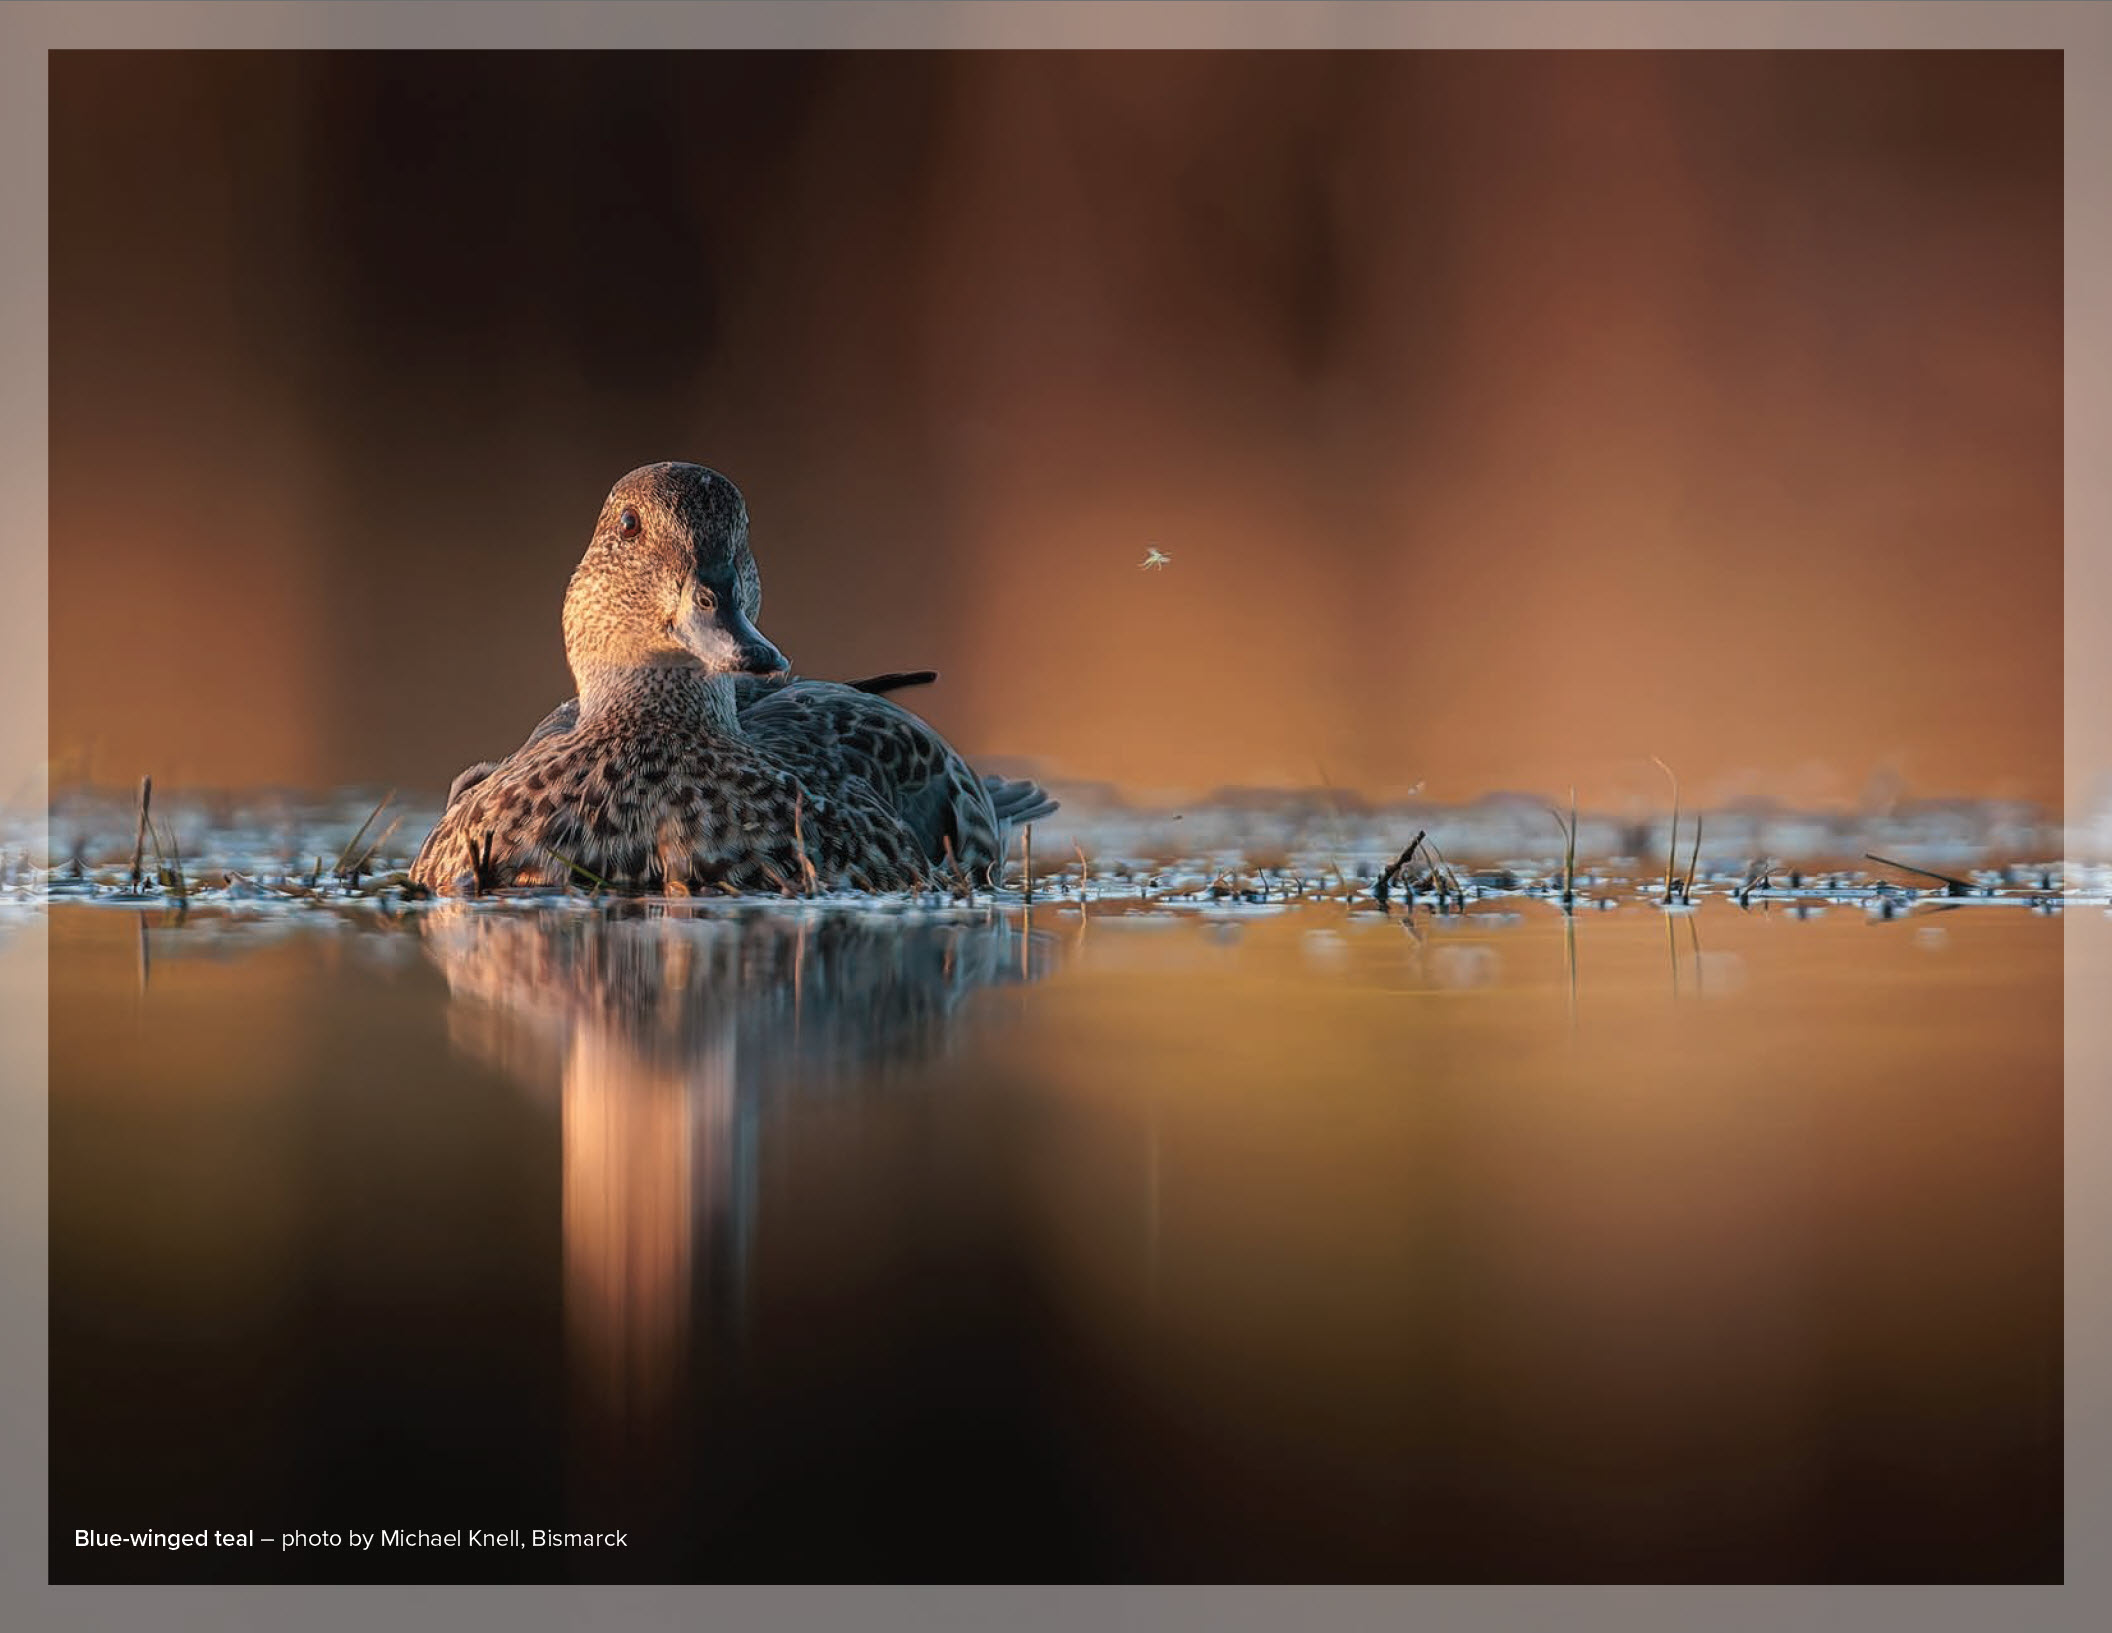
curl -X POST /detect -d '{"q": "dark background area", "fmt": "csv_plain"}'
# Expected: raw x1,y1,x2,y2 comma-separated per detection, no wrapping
49,50,2062,811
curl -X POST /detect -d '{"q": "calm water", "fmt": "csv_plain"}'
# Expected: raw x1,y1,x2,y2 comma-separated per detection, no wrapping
43,894,2064,1583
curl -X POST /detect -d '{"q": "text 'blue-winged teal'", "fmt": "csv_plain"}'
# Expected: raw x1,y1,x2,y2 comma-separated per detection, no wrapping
410,462,1056,897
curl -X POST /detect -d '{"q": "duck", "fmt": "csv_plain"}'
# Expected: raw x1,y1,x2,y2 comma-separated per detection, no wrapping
411,462,1055,895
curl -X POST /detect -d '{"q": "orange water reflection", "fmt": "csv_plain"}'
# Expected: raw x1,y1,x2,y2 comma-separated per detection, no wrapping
421,905,1052,1457
46,897,2069,1580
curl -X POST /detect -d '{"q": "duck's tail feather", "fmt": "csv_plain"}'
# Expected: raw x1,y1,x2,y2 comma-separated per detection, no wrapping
440,699,581,812
446,760,502,810
984,775,1060,839
849,669,940,696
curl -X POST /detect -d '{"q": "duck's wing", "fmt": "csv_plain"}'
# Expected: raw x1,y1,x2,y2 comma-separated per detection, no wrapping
738,680,1031,878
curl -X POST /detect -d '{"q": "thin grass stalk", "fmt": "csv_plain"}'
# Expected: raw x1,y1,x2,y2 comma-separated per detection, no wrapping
163,821,188,903
1565,786,1578,905
348,815,404,886
1651,756,1680,904
1424,836,1463,909
334,789,396,881
1548,794,1577,907
129,775,152,892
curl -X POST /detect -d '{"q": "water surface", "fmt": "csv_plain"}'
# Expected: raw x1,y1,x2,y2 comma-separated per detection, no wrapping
45,895,2065,1582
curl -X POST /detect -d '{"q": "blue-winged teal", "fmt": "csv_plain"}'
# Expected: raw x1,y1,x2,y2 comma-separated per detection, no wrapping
413,462,1054,895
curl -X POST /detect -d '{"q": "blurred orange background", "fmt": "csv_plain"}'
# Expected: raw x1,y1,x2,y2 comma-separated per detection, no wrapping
49,50,2061,812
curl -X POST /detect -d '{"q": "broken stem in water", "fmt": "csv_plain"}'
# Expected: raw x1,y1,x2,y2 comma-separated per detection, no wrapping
1374,830,1427,909
1864,852,1976,897
130,775,152,893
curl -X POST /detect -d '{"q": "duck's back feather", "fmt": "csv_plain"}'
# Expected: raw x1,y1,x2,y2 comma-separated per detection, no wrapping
441,671,942,810
438,670,1056,886
412,676,929,896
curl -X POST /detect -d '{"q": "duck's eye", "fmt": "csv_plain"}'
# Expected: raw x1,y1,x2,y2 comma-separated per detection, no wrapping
694,588,718,613
617,508,642,540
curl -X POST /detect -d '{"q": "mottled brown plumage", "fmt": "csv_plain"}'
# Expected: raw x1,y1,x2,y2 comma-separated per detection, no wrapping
454,676,1058,884
411,463,931,896
738,679,1053,880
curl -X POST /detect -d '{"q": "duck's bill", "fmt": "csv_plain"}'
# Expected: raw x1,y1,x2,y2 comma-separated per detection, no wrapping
677,597,790,676
726,607,791,675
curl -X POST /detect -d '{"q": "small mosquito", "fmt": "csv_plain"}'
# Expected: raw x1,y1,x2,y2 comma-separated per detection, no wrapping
1139,546,1171,570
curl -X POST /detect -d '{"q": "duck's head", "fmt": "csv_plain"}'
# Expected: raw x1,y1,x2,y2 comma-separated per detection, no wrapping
561,462,790,689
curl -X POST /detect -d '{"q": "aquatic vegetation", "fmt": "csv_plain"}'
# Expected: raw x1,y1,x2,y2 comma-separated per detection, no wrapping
1864,851,1981,897
13,772,2084,915
1651,755,1682,905
1548,789,1578,907
127,775,151,894
333,789,399,890
1372,830,1424,909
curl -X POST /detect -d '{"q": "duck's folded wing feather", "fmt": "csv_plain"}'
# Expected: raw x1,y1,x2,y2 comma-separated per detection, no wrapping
737,681,1003,872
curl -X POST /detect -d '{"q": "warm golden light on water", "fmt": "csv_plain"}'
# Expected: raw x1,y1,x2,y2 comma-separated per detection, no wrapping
997,906,2060,1570
43,896,2064,1578
560,1032,709,1429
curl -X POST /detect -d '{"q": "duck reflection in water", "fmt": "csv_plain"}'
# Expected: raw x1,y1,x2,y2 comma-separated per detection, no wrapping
422,904,1057,1444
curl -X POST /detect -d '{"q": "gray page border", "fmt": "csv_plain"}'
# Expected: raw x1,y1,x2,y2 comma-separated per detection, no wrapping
2,2,2103,1629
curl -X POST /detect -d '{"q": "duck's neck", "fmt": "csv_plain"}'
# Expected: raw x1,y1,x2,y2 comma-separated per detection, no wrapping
574,661,740,736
